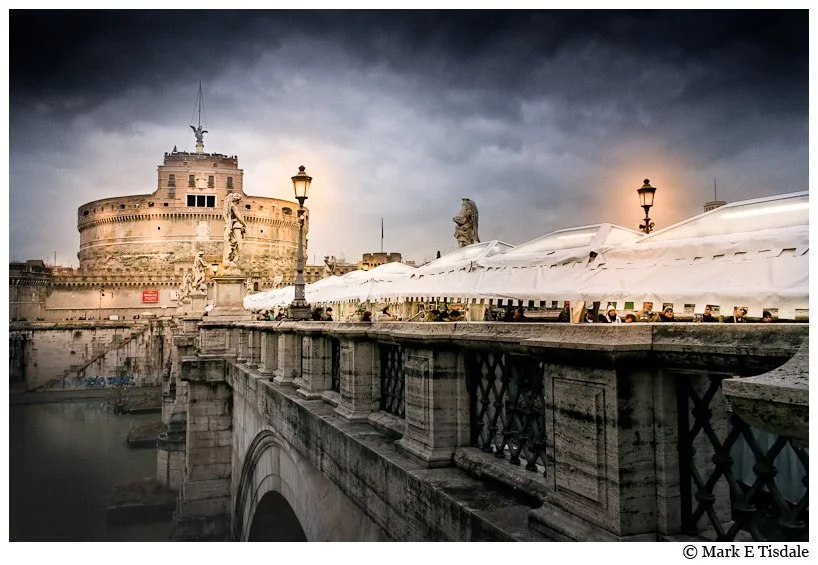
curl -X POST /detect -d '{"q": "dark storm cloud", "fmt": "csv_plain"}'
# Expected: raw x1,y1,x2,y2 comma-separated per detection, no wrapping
9,9,809,267
12,10,806,105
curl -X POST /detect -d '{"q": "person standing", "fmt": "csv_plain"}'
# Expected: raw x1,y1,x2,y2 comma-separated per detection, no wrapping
513,307,529,322
638,302,660,322
557,301,571,322
599,306,621,323
701,305,719,323
658,306,675,322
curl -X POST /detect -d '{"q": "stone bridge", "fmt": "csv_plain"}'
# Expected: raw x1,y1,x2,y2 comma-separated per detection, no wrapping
165,320,808,542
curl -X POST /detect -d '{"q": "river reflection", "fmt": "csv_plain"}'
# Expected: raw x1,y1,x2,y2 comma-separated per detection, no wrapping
10,398,173,541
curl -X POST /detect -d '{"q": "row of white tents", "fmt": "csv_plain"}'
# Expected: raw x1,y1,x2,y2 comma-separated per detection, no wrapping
245,191,809,321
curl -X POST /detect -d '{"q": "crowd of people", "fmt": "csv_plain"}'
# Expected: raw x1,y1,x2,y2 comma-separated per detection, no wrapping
255,302,780,324
561,302,775,324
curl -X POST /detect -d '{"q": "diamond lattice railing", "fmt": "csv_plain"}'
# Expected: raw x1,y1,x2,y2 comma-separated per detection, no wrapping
379,344,405,418
466,351,547,475
330,338,341,393
678,374,808,541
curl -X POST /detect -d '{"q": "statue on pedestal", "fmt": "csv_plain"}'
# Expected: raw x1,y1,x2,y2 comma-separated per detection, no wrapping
323,255,340,276
190,124,208,145
177,272,194,302
453,198,480,247
192,251,208,291
223,193,246,267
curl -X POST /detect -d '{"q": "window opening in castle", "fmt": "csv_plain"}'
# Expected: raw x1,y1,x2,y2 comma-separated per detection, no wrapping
188,175,195,187
168,174,176,187
227,176,233,190
208,175,214,188
187,195,217,208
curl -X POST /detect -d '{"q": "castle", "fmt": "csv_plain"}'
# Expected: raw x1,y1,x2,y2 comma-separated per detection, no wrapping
11,133,310,321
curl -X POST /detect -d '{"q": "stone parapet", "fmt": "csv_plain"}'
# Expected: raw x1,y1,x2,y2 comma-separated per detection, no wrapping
172,320,807,541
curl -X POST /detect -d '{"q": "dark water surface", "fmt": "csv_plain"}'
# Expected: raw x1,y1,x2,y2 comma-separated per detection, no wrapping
10,399,173,541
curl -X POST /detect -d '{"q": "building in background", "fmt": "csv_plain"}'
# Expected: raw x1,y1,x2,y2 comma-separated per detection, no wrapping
10,135,308,321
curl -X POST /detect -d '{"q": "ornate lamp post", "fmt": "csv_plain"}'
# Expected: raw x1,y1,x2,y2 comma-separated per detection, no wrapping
290,165,313,320
637,179,657,234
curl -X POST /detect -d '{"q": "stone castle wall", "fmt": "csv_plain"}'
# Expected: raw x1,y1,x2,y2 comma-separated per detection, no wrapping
77,194,306,281
10,150,317,321
75,150,308,283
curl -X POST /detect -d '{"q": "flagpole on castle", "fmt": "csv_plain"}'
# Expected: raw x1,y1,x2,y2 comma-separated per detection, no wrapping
381,218,384,253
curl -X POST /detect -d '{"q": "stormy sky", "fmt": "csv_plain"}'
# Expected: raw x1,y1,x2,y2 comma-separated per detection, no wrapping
9,9,809,268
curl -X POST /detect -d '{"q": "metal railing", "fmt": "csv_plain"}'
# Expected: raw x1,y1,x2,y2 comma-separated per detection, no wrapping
330,338,341,393
379,344,405,418
677,374,808,541
466,351,547,474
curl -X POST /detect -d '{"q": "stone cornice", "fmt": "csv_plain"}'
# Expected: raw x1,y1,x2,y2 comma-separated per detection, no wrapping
218,321,807,374
78,211,301,230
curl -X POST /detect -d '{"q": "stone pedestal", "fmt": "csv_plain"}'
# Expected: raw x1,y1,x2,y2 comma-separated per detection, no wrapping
334,339,378,422
259,331,278,376
190,292,206,316
273,332,301,385
207,274,252,321
297,335,331,399
534,363,666,540
176,292,207,317
396,347,467,467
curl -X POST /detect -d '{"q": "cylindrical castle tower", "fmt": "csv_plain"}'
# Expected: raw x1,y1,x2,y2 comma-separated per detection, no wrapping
76,149,308,287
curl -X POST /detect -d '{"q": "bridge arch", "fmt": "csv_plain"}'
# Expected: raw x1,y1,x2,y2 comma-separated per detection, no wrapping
232,428,387,542
247,491,306,541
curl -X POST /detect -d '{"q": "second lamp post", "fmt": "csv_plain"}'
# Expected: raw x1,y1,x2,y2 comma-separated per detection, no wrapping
290,165,313,320
637,179,657,234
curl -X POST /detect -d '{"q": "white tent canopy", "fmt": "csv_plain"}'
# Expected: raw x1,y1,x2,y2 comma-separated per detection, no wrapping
385,240,514,302
244,191,808,319
244,263,418,311
575,192,809,317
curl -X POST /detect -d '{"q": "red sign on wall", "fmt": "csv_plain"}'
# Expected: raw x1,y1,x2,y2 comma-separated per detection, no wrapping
142,289,159,303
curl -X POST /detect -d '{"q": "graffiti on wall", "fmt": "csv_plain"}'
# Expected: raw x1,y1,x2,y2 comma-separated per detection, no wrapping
65,375,136,390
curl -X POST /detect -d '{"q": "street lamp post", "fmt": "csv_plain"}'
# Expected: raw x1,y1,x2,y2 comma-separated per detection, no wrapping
637,179,657,234
98,288,105,320
290,165,313,320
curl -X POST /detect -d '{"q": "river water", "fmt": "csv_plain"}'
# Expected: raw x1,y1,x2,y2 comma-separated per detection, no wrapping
10,398,174,541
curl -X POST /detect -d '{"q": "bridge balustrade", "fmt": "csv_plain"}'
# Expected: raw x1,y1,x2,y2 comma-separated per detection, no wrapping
379,344,405,418
181,320,807,541
676,371,808,542
330,338,341,393
465,351,547,474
